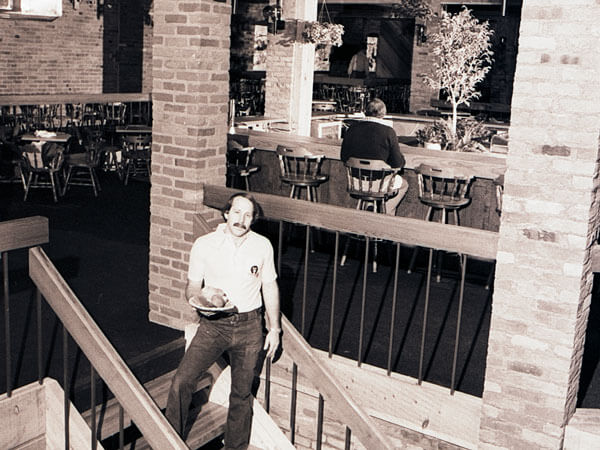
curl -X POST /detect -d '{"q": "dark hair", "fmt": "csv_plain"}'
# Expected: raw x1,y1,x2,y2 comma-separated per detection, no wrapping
222,192,261,224
365,98,387,118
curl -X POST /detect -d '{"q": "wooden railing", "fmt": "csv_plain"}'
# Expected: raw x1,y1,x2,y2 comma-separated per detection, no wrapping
203,184,499,446
1,216,187,449
203,185,497,260
0,216,49,397
0,93,152,130
279,314,394,449
26,246,187,449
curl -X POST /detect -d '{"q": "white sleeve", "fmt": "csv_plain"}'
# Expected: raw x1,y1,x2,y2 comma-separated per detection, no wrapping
187,239,205,282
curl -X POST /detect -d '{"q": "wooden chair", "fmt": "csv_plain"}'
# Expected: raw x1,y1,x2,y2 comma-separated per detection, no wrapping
408,164,474,280
20,144,65,202
122,134,151,185
340,157,403,272
226,141,260,191
276,145,328,201
62,141,103,197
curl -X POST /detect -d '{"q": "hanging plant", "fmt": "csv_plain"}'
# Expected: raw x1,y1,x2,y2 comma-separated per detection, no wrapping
390,0,433,19
302,21,345,47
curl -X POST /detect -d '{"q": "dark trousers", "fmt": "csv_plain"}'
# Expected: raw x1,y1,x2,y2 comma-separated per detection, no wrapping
165,309,264,450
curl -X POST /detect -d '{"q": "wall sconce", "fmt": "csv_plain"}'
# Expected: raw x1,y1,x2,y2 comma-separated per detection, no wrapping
262,3,283,34
416,23,427,46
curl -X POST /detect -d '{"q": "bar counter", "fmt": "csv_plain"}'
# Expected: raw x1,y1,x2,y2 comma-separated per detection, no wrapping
229,128,507,232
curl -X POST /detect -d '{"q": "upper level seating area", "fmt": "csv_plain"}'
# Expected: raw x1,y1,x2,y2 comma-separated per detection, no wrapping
0,94,152,197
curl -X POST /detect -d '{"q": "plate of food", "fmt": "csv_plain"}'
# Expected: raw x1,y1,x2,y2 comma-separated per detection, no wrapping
189,287,238,314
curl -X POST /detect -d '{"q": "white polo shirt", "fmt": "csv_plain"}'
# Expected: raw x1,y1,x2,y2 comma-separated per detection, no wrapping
187,224,277,313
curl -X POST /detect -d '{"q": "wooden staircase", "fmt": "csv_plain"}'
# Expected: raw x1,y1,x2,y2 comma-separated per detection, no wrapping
81,368,227,449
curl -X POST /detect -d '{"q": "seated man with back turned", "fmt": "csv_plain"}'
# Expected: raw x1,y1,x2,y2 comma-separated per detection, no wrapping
165,192,281,450
340,98,409,215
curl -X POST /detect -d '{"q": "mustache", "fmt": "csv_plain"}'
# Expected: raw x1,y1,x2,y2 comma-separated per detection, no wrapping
233,222,248,230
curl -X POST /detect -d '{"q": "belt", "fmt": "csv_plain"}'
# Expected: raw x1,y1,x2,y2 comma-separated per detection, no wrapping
204,307,262,322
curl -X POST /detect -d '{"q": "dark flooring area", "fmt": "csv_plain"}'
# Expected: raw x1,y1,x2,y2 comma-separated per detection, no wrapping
1,170,599,417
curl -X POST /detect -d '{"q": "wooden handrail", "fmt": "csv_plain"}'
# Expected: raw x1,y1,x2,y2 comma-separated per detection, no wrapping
0,216,49,253
203,185,498,259
28,247,188,450
0,93,151,106
280,315,395,449
229,128,506,180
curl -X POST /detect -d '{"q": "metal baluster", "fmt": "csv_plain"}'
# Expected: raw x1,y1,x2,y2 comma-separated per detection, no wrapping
358,237,369,366
290,362,298,444
344,426,352,450
37,288,42,384
2,251,14,397
301,225,309,336
91,366,97,450
63,325,70,449
328,232,339,358
3,252,12,397
277,221,283,276
265,357,271,413
387,243,400,375
451,254,467,395
119,404,125,449
316,394,324,450
418,248,434,384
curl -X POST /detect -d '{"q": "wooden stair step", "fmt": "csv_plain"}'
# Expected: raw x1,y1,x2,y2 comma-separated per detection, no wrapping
81,368,213,442
125,400,228,450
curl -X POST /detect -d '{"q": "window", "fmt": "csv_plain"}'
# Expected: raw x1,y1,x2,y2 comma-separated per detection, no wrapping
0,0,62,18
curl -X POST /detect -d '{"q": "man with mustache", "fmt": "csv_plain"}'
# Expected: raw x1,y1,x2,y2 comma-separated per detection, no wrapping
165,192,281,449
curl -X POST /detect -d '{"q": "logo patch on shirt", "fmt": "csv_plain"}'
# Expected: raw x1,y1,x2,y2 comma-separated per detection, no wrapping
250,265,259,276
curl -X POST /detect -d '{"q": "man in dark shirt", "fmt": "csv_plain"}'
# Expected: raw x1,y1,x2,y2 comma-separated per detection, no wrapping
340,98,408,215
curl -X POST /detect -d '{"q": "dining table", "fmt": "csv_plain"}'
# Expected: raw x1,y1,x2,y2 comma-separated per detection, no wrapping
20,131,72,144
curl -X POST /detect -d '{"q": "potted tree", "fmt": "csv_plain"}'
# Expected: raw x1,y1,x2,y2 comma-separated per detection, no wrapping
422,7,494,151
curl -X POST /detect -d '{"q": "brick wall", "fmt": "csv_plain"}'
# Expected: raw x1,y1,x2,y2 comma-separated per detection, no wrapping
0,0,152,95
263,23,297,126
0,1,103,95
479,2,600,448
148,0,231,330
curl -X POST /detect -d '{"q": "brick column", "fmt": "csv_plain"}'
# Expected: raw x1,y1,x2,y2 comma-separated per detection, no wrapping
407,0,440,113
480,2,600,448
148,0,231,330
264,0,317,136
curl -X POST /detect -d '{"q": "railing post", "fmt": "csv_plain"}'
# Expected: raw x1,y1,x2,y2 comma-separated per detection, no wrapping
387,242,401,375
419,248,434,384
451,254,468,395
3,251,12,397
63,324,70,449
328,232,339,358
358,237,369,367
290,362,298,445
36,288,42,384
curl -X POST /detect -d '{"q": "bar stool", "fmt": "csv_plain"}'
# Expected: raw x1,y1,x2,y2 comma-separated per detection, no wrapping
226,140,260,191
276,145,328,201
340,157,402,272
408,164,474,281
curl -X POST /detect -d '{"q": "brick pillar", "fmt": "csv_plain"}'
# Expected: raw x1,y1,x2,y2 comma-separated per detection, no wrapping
264,0,317,136
148,0,231,330
480,2,600,448
407,0,440,113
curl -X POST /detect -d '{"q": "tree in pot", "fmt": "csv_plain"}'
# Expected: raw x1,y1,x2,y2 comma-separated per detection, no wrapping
422,7,494,148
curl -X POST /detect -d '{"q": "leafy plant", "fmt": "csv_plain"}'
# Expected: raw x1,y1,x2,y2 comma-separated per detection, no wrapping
302,21,345,47
390,0,433,19
415,117,492,152
422,8,493,142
